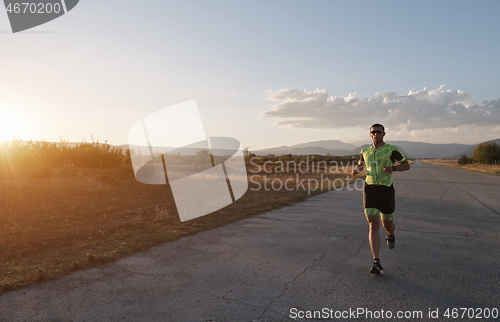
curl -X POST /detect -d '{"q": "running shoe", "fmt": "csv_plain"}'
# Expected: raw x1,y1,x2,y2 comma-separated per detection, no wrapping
386,234,395,249
370,259,383,274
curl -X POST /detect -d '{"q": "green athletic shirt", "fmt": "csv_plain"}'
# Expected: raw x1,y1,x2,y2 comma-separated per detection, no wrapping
361,144,406,187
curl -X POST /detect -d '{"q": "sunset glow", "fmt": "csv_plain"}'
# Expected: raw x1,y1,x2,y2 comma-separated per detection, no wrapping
0,106,35,142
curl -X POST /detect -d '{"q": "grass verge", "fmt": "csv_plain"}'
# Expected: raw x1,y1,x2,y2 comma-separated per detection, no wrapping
421,159,500,176
0,163,359,294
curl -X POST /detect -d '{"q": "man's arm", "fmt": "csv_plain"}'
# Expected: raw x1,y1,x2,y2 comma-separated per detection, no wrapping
385,149,410,173
383,159,410,173
351,154,365,177
396,159,410,171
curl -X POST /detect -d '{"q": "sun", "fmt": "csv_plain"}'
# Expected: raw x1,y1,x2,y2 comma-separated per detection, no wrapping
0,106,35,142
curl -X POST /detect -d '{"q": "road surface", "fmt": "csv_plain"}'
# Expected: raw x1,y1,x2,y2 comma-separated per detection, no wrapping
1,161,499,321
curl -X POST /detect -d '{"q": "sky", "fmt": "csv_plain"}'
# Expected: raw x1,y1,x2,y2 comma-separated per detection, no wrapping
1,0,500,150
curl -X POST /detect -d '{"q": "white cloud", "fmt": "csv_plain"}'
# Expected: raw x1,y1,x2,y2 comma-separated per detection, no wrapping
221,90,240,97
261,85,500,135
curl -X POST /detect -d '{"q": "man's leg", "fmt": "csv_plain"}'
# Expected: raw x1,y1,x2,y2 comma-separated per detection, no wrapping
382,219,395,235
381,213,395,249
380,185,396,248
365,211,384,274
365,212,381,259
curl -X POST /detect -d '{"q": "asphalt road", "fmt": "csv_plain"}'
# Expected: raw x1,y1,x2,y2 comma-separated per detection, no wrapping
1,161,499,321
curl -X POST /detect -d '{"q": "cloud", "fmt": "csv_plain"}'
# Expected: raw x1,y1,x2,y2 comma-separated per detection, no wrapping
261,85,500,134
221,90,240,97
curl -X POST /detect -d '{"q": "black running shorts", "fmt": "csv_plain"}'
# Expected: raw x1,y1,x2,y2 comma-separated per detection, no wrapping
363,184,395,215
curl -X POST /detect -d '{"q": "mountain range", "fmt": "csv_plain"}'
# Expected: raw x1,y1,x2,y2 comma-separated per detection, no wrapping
20,137,498,159
252,138,500,159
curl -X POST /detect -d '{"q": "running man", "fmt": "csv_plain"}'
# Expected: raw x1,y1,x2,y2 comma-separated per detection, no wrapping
351,124,410,274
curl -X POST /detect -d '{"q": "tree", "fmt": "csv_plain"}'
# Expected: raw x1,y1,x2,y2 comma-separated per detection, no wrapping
243,146,255,163
472,142,500,164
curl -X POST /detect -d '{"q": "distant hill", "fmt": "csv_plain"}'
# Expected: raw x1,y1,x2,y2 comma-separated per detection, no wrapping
347,141,472,159
252,139,492,159
348,143,413,159
253,145,290,155
289,140,357,151
253,140,356,156
447,138,500,158
118,138,500,159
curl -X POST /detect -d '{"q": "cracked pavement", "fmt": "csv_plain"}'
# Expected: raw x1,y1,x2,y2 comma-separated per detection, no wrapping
0,161,499,321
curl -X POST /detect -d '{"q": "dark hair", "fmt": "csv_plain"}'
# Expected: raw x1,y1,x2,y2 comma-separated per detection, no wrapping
370,123,385,132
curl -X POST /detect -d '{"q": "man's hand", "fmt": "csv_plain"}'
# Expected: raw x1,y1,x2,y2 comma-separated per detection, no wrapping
352,156,364,177
383,166,394,173
352,163,364,177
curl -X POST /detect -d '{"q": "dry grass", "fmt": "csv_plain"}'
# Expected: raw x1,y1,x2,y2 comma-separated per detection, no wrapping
421,159,500,176
0,162,357,294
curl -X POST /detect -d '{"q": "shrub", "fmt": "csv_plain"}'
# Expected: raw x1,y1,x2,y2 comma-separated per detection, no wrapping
243,146,255,163
472,142,500,164
278,153,293,162
458,155,474,165
0,139,128,178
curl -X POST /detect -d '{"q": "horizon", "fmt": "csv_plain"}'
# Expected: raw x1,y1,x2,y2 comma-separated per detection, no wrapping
4,136,500,151
1,1,500,149
251,138,500,152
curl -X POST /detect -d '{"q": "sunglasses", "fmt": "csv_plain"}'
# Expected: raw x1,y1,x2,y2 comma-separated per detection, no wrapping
370,130,383,134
